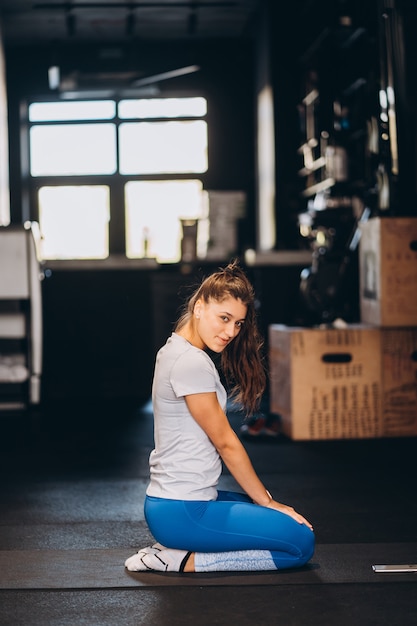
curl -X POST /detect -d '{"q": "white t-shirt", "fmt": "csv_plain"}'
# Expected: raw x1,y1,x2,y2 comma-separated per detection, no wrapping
146,333,227,500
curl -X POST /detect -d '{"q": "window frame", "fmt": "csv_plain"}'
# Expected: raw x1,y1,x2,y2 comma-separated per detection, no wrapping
25,93,209,265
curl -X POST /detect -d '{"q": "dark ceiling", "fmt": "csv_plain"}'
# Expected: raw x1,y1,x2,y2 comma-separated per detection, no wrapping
2,2,417,49
0,0,263,45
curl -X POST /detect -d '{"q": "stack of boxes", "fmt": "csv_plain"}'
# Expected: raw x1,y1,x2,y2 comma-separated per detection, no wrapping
358,217,417,439
268,216,417,440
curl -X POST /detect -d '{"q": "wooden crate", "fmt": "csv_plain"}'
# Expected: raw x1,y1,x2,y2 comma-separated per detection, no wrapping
359,217,417,326
268,324,382,440
381,328,417,437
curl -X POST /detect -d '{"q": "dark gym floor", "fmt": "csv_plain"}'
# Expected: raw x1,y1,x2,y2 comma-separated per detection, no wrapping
0,398,416,626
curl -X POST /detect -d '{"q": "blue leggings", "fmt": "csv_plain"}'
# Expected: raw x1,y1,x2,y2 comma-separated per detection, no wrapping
144,490,315,569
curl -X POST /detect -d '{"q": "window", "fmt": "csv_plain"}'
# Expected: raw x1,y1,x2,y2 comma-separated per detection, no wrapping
28,97,208,262
119,120,207,175
39,186,110,259
125,180,206,263
30,124,117,176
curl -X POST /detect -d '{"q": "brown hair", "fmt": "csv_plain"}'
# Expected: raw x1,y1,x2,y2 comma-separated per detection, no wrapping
175,260,266,415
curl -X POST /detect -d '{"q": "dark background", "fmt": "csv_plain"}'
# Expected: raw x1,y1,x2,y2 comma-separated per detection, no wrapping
1,0,417,406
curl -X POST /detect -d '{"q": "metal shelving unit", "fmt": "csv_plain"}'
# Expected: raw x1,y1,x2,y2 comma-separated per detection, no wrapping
0,224,43,412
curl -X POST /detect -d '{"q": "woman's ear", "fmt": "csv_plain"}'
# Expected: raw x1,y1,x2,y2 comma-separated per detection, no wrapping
194,299,202,319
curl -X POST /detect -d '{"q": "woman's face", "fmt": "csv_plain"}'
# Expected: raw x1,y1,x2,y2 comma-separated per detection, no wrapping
194,296,247,352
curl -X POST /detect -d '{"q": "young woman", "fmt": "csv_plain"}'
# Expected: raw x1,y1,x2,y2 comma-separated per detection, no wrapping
125,261,315,573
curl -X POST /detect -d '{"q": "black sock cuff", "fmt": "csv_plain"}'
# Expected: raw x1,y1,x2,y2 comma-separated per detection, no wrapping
179,551,192,572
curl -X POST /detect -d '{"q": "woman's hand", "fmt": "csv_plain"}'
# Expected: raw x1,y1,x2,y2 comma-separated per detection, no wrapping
266,500,314,531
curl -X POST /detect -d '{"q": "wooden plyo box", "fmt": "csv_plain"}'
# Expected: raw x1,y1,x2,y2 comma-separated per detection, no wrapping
268,324,382,441
381,328,417,437
359,217,417,327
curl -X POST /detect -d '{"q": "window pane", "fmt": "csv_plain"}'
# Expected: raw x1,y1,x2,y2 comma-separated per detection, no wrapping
119,120,207,174
118,97,207,119
125,180,206,263
29,101,116,122
30,124,117,176
38,186,109,259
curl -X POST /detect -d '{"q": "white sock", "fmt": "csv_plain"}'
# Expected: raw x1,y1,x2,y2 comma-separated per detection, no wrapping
194,549,277,572
124,543,166,571
125,544,190,572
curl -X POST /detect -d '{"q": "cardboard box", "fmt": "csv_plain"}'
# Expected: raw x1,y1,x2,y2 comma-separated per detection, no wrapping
269,324,383,440
381,328,417,437
359,217,417,326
